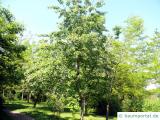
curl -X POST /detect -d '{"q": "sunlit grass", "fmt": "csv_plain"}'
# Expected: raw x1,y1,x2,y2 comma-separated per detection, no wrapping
5,100,116,120
60,112,116,120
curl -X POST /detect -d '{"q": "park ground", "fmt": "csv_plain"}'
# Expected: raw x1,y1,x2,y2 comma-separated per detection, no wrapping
2,100,116,120
1,95,160,120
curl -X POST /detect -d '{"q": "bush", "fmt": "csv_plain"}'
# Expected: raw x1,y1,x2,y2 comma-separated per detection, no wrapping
122,95,144,112
47,94,65,114
65,97,80,112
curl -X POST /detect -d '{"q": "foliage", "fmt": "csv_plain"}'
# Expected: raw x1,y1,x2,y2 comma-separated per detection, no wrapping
65,97,80,112
143,97,160,111
1,0,160,119
0,5,25,85
47,94,65,113
50,0,108,119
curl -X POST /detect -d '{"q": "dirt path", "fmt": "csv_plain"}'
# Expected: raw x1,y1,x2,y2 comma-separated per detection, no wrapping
4,109,35,120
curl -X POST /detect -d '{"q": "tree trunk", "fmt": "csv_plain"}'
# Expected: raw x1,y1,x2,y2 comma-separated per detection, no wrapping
9,90,12,100
33,100,37,108
80,97,85,120
21,92,23,100
33,93,40,108
33,95,38,108
2,89,4,98
85,104,88,115
27,93,30,103
106,104,109,120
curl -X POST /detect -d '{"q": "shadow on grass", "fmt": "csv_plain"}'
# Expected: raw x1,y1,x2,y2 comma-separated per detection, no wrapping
3,102,81,120
4,103,28,111
3,103,65,120
22,110,80,120
22,111,68,120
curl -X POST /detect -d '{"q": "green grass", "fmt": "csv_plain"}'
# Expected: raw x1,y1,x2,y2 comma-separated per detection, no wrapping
60,113,116,120
4,100,116,120
5,101,54,120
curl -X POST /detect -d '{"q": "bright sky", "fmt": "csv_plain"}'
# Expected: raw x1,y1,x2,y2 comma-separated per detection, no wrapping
2,0,160,36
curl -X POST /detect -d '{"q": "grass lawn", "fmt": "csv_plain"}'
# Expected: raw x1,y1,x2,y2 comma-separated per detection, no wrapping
4,100,117,120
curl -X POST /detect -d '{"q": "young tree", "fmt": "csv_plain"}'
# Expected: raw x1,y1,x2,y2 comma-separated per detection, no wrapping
147,30,160,86
115,16,148,112
22,40,52,107
22,38,68,107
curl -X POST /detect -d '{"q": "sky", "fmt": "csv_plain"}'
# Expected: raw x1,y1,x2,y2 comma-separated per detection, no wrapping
1,0,160,37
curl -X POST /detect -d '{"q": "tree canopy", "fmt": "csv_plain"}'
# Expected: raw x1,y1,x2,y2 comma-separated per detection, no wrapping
0,5,25,85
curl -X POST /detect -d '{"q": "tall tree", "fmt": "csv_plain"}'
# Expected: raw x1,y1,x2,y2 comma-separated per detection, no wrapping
0,5,25,87
147,30,160,86
50,0,106,119
116,16,147,111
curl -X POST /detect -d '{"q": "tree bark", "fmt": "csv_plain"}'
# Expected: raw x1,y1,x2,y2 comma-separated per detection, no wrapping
80,97,85,120
9,90,12,99
105,68,114,120
2,89,4,98
33,92,40,108
27,93,30,103
85,104,88,115
106,104,109,120
33,100,37,108
76,56,83,120
21,92,23,100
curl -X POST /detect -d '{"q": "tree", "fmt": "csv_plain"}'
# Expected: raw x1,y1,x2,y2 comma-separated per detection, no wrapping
22,38,68,107
0,5,25,84
22,40,52,107
0,4,25,104
114,16,148,112
94,16,148,116
147,30,160,88
50,0,107,119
